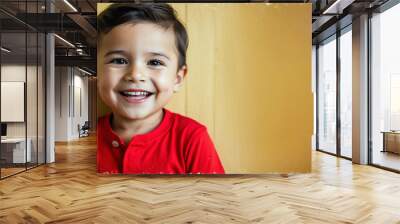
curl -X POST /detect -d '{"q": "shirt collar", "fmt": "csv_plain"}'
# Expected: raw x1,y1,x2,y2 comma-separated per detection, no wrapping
103,108,173,146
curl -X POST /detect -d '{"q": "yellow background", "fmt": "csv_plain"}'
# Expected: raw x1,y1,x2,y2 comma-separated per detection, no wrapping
97,3,312,173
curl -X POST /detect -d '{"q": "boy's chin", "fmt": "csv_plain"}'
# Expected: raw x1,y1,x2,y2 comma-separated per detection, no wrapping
119,108,161,120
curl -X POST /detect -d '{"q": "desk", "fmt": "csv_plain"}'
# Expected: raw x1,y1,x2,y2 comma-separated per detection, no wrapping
1,138,31,163
382,131,400,154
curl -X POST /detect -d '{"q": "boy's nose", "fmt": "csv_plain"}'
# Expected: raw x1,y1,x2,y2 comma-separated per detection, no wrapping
124,65,145,82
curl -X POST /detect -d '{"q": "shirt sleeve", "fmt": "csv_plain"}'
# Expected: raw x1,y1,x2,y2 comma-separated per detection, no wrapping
185,127,225,174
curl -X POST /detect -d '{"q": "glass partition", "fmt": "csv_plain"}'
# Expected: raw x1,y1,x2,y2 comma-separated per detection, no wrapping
1,31,28,177
371,3,400,171
339,27,352,158
27,31,38,169
317,35,337,154
0,0,46,179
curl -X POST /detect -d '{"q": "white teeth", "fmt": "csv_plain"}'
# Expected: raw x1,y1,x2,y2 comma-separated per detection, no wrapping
122,91,150,96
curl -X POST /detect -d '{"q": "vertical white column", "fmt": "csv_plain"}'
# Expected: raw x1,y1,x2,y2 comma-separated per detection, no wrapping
352,14,369,164
46,1,55,163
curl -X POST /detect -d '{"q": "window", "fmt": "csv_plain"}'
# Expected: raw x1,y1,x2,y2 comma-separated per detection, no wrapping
370,2,400,171
339,28,352,158
317,36,337,154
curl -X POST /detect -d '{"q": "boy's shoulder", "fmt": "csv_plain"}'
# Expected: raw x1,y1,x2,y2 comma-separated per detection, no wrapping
168,109,207,134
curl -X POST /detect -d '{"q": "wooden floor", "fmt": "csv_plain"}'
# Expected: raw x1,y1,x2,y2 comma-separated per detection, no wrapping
372,151,400,171
1,167,26,178
1,135,400,223
1,163,45,178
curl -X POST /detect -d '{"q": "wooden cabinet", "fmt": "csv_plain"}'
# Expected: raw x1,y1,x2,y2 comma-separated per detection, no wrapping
382,132,400,154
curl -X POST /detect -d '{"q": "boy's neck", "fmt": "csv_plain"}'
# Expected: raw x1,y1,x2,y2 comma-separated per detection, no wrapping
111,109,164,144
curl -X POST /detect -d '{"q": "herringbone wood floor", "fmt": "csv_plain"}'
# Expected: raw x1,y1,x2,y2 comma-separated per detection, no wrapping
1,135,400,224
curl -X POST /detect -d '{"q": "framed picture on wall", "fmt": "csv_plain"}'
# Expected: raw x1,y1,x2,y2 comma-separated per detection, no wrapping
1,81,25,122
96,3,312,174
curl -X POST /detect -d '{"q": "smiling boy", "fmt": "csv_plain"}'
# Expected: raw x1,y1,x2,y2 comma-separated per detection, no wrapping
97,3,225,174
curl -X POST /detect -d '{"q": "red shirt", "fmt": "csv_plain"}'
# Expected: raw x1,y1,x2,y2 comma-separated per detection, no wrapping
97,109,225,174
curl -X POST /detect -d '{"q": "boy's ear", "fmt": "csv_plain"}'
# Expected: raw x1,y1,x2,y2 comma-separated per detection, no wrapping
173,65,187,93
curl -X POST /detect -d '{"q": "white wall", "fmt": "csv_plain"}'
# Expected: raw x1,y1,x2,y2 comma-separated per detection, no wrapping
1,65,37,137
1,64,46,164
1,65,26,137
54,67,89,141
54,66,69,141
1,65,26,140
70,72,89,139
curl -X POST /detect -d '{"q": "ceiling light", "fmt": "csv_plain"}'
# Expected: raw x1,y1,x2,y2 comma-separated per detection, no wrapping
1,47,11,53
63,0,78,12
322,0,354,15
54,34,75,48
77,67,93,76
323,0,341,14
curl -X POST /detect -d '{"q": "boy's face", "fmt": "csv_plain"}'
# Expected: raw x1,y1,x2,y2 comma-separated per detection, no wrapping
98,23,186,120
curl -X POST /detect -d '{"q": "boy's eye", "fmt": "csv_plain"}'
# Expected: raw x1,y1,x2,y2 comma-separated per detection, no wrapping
147,59,165,67
109,58,128,65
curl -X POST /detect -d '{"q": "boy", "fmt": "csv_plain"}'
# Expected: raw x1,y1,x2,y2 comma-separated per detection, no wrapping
97,3,225,174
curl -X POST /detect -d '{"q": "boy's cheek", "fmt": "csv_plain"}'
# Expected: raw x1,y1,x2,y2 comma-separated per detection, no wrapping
99,72,117,88
155,76,178,91
97,84,109,102
98,80,115,101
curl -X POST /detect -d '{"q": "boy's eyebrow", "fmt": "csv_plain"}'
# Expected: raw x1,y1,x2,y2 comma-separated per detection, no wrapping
103,50,170,61
148,52,170,61
104,50,127,57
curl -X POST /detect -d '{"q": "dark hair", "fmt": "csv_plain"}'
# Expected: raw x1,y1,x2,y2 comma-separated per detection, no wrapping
98,3,188,69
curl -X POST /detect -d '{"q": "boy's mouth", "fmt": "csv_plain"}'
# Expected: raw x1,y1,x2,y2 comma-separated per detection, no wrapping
119,89,154,103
